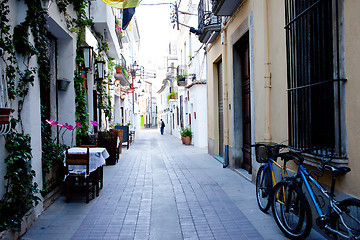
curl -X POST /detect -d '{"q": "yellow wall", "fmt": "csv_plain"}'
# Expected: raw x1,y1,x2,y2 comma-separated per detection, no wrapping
337,0,360,197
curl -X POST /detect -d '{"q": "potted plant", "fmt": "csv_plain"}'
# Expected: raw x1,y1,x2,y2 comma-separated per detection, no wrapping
0,107,12,124
115,64,123,74
177,74,187,86
115,64,130,80
180,127,192,145
167,91,177,102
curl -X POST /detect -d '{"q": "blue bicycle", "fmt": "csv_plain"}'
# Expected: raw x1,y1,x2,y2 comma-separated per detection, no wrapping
271,149,360,239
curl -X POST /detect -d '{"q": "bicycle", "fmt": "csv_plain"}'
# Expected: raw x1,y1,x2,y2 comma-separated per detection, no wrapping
271,148,360,239
252,143,295,212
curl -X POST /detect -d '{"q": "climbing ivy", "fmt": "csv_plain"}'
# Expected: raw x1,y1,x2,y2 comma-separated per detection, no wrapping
0,0,52,232
0,133,40,232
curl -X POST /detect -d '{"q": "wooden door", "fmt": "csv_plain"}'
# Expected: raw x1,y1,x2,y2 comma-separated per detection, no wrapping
240,34,251,172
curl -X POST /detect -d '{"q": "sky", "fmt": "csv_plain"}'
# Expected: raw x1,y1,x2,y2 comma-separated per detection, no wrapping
135,0,174,71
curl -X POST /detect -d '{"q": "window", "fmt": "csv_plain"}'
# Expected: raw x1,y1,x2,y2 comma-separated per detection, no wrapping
285,0,346,157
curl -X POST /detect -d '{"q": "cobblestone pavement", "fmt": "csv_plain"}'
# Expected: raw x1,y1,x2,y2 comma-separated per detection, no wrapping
21,129,326,240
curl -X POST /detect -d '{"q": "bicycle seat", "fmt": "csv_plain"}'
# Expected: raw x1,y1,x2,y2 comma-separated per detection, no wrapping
324,164,351,177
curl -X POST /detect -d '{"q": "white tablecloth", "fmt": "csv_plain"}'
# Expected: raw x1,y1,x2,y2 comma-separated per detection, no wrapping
65,147,109,174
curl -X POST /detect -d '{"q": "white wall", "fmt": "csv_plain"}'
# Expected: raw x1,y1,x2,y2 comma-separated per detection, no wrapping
189,84,208,148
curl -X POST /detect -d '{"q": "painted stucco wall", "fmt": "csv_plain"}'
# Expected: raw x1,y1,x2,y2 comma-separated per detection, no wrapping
337,0,360,198
188,84,208,148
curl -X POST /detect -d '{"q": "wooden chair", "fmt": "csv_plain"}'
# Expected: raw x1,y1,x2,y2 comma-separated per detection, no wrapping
65,148,96,203
97,131,117,165
115,125,130,149
77,142,103,196
110,129,123,162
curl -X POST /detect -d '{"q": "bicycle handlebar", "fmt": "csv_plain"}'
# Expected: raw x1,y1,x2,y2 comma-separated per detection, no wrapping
250,143,288,149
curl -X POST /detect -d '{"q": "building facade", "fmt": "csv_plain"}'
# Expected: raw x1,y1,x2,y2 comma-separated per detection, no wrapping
0,1,139,237
205,0,360,198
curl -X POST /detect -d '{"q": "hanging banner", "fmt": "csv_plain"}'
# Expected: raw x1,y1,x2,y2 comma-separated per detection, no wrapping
122,7,135,29
101,0,139,9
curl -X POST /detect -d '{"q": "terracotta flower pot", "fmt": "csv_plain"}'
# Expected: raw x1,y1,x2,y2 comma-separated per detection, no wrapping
0,107,12,124
115,68,122,74
181,136,191,145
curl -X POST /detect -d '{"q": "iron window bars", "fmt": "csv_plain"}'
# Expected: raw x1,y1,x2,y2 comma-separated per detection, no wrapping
285,0,346,157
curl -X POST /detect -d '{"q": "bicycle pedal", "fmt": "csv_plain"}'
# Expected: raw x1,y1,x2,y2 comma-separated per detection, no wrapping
316,216,328,229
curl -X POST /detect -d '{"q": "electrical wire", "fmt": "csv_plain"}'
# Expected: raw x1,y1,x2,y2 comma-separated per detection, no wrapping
140,3,172,5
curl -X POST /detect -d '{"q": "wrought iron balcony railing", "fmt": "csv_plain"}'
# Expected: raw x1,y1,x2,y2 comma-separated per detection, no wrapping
198,0,221,43
211,0,242,16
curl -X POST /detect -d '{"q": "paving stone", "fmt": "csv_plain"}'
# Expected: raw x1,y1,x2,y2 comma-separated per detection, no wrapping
20,129,327,240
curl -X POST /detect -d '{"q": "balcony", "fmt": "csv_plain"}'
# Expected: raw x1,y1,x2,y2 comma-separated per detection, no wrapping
198,0,221,43
211,0,242,16
90,1,122,61
176,65,187,86
115,21,123,49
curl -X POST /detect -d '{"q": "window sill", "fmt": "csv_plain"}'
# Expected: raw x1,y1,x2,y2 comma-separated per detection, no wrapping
302,153,349,168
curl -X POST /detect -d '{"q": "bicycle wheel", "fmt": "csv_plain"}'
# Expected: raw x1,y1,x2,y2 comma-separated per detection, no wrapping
333,198,360,239
256,165,273,212
271,181,312,239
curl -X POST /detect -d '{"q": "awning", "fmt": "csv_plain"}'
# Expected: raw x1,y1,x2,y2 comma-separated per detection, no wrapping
101,0,139,9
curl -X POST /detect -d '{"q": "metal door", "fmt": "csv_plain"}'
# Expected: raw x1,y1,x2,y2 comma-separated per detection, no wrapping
218,60,224,157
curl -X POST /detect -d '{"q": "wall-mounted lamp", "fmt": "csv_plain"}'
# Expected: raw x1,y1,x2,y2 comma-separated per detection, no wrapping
137,80,141,84
108,83,114,90
81,46,93,70
95,60,105,79
121,93,126,100
115,79,120,87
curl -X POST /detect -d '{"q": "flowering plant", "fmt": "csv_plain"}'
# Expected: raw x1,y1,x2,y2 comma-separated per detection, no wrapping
46,119,83,147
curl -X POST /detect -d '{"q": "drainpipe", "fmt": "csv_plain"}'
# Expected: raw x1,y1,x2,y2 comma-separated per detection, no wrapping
222,21,230,168
264,0,272,142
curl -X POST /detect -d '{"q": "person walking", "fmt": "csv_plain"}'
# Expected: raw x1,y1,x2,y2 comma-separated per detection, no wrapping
160,119,165,135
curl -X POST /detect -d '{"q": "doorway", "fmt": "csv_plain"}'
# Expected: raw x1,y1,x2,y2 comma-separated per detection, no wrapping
217,60,224,157
233,31,251,173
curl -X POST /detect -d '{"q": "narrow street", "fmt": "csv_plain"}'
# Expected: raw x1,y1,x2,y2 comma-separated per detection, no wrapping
21,129,326,240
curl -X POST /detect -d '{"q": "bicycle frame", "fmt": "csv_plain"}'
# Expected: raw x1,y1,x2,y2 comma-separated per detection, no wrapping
264,157,289,187
297,164,329,216
296,164,356,238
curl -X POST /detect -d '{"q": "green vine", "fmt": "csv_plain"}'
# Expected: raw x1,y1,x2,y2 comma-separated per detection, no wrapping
0,133,40,232
74,71,89,141
0,0,54,231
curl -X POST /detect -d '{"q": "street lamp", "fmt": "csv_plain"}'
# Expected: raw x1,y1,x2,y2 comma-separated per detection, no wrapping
132,61,139,70
81,46,93,70
95,60,105,79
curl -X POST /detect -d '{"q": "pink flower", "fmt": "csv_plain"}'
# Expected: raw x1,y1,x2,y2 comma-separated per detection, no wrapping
75,121,82,128
58,123,65,128
90,121,98,126
67,124,74,131
46,119,58,125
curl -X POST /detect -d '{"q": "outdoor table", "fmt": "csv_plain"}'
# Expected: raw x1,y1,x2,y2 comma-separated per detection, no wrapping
65,147,109,197
65,147,109,173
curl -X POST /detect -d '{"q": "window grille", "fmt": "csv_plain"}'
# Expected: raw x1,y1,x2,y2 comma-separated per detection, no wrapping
285,0,346,157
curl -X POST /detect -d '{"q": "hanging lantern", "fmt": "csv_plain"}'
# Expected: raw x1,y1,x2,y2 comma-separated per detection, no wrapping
96,60,105,79
81,46,93,70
